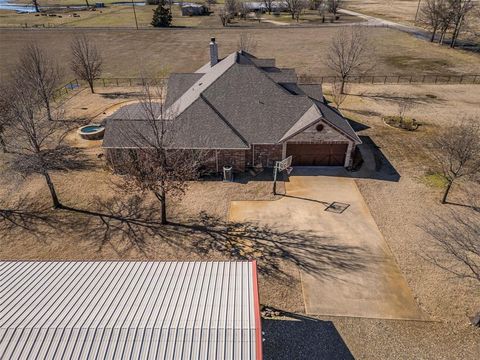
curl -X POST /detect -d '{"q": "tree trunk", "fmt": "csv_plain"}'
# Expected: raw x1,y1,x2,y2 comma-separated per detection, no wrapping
340,78,346,94
441,180,453,204
430,26,437,42
160,189,167,224
155,190,167,224
88,81,95,94
33,1,40,12
451,16,463,48
0,135,7,153
45,99,53,121
43,171,61,209
439,29,445,45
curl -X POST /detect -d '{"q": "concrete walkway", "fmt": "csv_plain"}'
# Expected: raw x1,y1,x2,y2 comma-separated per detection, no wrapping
229,169,427,320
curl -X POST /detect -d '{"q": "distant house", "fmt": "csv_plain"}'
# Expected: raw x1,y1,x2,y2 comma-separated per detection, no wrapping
0,261,263,359
103,38,361,172
244,1,289,12
180,3,208,16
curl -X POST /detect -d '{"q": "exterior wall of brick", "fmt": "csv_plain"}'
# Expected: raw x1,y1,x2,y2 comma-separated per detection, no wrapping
216,149,246,172
105,119,356,172
252,144,283,168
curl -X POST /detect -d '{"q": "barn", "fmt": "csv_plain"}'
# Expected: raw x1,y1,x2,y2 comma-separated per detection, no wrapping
103,38,361,172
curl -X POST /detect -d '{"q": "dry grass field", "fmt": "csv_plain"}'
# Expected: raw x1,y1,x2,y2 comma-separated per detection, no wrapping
0,3,358,28
1,26,480,84
1,83,479,358
345,0,480,42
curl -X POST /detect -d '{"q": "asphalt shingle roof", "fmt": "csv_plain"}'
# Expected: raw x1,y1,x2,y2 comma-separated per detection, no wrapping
103,101,249,149
103,50,359,149
164,73,203,108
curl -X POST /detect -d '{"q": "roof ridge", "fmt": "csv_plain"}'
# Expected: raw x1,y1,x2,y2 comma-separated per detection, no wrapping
278,104,322,142
199,94,250,147
315,100,362,143
165,52,238,119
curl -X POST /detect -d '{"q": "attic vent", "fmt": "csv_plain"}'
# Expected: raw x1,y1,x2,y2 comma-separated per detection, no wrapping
316,124,324,132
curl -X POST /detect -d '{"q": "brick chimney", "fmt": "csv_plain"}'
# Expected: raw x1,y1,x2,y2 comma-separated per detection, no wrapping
209,37,218,67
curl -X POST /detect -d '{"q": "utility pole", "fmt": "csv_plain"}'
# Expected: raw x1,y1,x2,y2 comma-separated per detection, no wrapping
132,0,139,30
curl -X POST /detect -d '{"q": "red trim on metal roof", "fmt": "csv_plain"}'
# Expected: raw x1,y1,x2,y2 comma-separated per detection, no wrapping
252,260,263,360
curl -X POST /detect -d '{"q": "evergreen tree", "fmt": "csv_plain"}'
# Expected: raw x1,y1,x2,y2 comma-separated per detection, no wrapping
151,0,172,27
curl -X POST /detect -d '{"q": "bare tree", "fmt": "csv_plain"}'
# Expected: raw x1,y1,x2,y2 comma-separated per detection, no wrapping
224,0,238,14
70,35,103,94
423,208,479,284
285,0,308,21
112,76,207,224
433,121,480,204
32,0,40,12
263,0,274,14
237,33,258,53
449,0,475,48
4,76,69,209
327,0,342,20
420,0,445,42
317,0,328,22
437,1,455,44
16,44,61,122
327,26,371,94
397,98,416,120
219,0,238,26
330,81,348,109
219,8,232,26
0,85,10,153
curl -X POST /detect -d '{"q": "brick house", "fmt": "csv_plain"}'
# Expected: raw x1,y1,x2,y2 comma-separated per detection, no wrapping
103,38,361,172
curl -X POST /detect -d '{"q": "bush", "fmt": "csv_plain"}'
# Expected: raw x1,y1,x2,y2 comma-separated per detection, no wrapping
383,115,420,131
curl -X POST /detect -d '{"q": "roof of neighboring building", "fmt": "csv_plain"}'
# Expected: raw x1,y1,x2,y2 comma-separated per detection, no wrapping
0,261,262,360
104,50,360,149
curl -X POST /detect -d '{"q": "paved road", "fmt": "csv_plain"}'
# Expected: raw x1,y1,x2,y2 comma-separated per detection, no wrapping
229,168,427,320
339,8,430,39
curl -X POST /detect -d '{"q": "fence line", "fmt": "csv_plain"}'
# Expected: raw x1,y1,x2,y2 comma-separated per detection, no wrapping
299,74,480,85
54,73,480,98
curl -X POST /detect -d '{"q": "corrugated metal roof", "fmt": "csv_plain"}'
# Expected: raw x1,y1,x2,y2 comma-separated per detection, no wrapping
0,261,261,360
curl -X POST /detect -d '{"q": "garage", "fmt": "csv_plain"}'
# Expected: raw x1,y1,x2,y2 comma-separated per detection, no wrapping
287,143,348,166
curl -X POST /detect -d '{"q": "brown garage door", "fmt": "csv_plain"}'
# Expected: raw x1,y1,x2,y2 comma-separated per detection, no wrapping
287,143,347,166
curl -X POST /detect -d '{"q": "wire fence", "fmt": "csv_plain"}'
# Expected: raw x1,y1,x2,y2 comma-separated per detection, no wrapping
298,74,480,85
54,73,480,98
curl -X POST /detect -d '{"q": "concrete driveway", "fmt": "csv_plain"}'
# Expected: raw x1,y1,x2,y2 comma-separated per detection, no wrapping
229,168,427,320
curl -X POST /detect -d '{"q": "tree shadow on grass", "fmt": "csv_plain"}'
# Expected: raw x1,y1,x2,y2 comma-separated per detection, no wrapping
100,92,144,100
2,195,373,281
7,146,97,176
57,196,372,280
0,195,68,243
262,311,354,360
